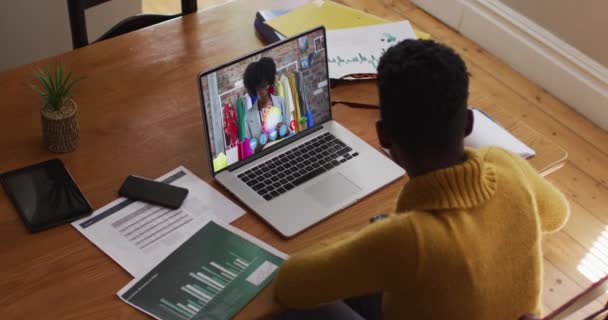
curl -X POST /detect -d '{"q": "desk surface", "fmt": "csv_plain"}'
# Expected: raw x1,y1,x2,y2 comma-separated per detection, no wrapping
0,0,566,319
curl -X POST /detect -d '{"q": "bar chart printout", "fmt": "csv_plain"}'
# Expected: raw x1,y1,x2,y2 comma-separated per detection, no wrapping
118,221,285,320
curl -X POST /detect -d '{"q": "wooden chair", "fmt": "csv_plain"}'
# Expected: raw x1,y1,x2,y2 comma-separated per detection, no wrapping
67,0,197,49
520,275,608,320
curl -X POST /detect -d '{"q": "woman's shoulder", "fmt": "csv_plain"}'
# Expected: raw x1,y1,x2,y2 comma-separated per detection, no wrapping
245,102,258,116
271,95,286,105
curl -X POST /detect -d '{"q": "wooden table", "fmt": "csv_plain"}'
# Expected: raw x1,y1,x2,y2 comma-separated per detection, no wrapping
0,0,566,319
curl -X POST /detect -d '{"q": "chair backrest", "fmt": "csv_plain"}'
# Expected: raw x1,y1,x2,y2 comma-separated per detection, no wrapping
520,275,608,320
67,0,197,49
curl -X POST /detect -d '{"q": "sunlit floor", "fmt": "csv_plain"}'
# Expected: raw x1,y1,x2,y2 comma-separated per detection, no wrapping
578,226,608,283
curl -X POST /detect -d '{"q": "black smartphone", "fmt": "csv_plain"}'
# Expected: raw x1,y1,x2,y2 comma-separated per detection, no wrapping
118,175,189,209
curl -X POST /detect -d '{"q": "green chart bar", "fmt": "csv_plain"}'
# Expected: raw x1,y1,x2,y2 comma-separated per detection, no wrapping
120,221,285,320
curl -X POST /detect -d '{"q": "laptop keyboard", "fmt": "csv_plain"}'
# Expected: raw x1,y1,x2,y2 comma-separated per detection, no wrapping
237,132,359,201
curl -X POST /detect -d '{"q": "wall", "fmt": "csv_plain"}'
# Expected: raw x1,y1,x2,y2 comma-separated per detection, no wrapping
0,1,141,72
412,0,608,130
500,0,608,67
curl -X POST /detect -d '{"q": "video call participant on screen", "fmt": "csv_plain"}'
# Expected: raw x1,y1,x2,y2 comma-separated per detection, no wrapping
272,39,569,320
243,57,288,151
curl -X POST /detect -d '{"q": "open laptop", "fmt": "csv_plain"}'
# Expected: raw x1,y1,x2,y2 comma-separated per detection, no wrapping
197,26,404,237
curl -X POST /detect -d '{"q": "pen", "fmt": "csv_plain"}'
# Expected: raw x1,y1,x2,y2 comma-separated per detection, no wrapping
370,213,388,223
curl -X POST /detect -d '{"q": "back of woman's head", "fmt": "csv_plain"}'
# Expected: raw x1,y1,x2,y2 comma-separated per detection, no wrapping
377,39,469,153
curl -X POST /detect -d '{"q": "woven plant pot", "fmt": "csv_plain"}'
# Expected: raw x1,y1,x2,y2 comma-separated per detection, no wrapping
40,99,79,153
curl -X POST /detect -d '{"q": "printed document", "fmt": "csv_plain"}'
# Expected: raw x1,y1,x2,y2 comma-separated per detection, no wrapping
326,21,417,79
119,220,286,320
72,166,245,276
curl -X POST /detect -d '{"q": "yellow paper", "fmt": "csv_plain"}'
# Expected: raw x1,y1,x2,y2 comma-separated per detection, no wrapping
265,0,388,37
415,30,431,40
266,0,431,39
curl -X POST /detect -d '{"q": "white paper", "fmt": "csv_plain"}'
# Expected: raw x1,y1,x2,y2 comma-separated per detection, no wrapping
326,21,417,79
72,166,246,276
465,108,536,158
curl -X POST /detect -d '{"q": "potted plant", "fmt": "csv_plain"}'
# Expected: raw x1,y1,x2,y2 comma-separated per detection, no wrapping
31,64,83,153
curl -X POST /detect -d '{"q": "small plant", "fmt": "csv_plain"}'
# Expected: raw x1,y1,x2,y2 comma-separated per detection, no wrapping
31,64,83,111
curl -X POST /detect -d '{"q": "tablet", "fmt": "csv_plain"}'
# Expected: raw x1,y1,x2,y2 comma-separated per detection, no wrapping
0,159,92,232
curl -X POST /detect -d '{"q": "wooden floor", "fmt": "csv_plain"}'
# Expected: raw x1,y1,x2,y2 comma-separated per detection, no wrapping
144,0,608,316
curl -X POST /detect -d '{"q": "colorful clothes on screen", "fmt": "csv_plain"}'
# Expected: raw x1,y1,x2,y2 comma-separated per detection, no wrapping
222,102,238,147
244,95,287,141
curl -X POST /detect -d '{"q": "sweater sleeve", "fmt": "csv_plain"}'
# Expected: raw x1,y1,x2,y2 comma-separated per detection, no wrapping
274,216,418,308
533,176,569,233
492,147,570,233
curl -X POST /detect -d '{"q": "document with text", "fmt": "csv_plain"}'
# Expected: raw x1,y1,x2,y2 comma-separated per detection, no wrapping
72,166,246,277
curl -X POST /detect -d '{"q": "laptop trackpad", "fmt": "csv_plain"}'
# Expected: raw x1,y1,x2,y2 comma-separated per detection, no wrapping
305,173,362,207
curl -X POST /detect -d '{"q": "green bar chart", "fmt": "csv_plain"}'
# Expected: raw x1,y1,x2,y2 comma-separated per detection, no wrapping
119,221,284,320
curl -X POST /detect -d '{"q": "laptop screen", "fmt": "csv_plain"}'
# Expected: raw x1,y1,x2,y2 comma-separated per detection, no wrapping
198,27,331,174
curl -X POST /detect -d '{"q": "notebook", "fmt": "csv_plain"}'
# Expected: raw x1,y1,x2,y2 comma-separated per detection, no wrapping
265,0,386,37
264,0,431,39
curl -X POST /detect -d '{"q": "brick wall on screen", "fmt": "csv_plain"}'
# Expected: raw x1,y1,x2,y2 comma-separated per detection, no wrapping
299,33,330,124
215,42,299,105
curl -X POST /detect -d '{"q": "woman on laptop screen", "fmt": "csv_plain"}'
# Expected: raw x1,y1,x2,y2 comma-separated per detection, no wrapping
243,57,289,152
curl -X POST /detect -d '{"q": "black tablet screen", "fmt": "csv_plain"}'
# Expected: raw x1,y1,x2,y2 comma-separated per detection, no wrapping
0,159,92,232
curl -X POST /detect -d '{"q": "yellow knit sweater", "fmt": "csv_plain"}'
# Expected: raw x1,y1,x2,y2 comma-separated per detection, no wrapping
274,147,569,319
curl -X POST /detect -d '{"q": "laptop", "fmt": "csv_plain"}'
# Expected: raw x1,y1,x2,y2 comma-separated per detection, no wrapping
197,26,404,237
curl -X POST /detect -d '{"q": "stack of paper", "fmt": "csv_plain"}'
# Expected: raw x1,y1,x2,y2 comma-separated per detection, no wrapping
264,0,422,79
265,0,430,39
73,166,287,319
72,166,246,276
265,0,389,37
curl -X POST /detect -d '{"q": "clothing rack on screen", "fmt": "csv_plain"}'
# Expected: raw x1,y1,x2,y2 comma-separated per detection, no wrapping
274,65,314,133
220,94,252,163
